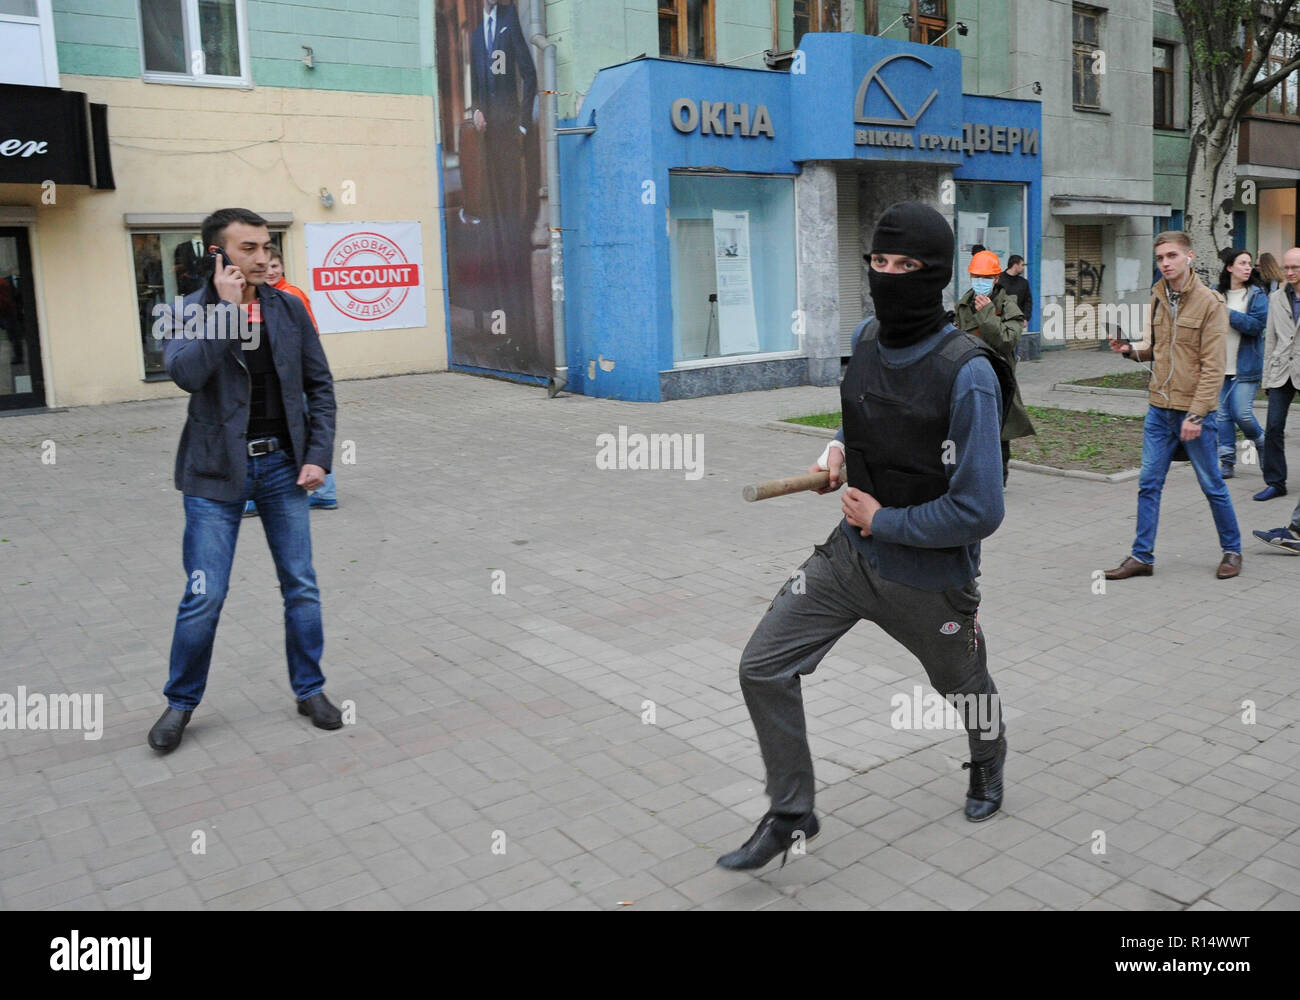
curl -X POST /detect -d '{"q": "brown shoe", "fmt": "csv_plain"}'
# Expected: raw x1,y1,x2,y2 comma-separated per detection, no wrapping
1104,556,1153,580
1216,552,1242,579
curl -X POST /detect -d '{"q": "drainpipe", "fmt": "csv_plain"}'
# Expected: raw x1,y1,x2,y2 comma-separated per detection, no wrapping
529,4,566,396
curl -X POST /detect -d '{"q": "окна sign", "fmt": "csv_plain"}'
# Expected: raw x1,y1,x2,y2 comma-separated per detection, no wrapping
305,222,426,334
671,99,775,138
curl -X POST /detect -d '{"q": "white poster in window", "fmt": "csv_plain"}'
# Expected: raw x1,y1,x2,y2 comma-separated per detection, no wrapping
983,227,1011,263
956,211,989,297
712,210,760,355
305,221,426,334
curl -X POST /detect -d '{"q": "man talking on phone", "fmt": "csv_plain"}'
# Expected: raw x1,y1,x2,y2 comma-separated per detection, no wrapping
148,208,343,753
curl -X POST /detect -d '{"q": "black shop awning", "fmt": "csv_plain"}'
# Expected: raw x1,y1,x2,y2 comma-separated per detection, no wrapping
0,83,115,189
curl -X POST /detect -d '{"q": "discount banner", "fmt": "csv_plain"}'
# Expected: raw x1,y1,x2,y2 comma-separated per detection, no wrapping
304,221,426,333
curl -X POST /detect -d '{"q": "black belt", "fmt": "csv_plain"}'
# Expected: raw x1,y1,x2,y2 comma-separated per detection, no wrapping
246,436,282,457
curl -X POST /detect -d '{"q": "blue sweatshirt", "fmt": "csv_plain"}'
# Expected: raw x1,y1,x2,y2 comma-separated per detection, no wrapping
834,324,1006,590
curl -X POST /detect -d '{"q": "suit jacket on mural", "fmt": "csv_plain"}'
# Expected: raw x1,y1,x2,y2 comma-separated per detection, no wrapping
470,3,538,132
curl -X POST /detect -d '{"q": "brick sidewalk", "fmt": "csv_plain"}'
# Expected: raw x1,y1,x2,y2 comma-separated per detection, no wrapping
1,370,1298,910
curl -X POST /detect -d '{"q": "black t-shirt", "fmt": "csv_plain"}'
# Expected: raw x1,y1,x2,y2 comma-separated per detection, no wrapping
242,302,290,443
996,272,1032,319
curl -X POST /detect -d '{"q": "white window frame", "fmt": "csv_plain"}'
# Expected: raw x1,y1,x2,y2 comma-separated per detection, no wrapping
138,0,252,89
0,0,60,88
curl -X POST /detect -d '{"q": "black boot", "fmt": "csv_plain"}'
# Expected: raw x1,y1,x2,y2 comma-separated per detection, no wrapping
147,707,192,753
717,811,820,871
962,735,1007,822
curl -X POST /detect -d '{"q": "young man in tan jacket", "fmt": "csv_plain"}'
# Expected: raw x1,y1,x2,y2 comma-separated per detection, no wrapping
1106,231,1243,580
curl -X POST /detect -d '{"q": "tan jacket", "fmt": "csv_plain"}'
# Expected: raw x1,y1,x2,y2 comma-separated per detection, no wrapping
1129,273,1227,417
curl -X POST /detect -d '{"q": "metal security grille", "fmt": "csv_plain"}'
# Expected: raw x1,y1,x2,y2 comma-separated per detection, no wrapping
837,166,863,355
1064,224,1104,347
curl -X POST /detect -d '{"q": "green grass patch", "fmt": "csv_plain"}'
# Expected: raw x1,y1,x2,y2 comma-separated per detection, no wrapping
1068,371,1151,390
1069,369,1266,401
1016,406,1145,473
782,412,841,429
784,406,1148,475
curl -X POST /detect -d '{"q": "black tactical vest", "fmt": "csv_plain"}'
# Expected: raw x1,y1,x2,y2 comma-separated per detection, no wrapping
840,320,1016,508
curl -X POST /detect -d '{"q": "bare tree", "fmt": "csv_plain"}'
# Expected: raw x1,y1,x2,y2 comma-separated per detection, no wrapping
1175,0,1300,271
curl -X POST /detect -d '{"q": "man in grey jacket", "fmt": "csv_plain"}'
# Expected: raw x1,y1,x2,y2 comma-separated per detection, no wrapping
1252,247,1300,503
147,208,342,753
1252,249,1300,549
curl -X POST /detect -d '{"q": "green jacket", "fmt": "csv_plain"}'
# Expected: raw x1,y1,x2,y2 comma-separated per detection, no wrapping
954,286,1035,441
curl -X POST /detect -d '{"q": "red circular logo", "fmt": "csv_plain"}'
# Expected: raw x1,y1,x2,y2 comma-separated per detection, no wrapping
311,232,420,322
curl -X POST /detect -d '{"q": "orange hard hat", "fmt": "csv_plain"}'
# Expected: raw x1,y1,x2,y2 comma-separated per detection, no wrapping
969,250,1002,276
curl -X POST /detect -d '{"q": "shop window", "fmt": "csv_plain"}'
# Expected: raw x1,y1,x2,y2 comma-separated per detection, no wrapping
915,0,948,46
0,0,58,87
139,0,249,85
955,182,1028,301
1252,30,1300,120
1153,42,1176,128
131,227,282,379
1072,5,1102,109
659,0,714,62
668,173,798,364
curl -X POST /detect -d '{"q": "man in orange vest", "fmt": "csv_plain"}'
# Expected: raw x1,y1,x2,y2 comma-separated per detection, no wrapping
267,248,317,328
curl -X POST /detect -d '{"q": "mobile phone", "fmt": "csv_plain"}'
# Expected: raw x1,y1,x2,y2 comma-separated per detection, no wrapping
208,245,234,274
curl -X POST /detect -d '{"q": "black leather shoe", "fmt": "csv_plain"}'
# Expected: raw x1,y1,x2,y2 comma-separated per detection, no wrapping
963,736,1007,822
717,810,820,871
297,692,343,730
147,707,192,753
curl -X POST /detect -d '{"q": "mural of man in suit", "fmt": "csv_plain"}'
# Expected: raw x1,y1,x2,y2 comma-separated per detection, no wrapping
467,0,540,369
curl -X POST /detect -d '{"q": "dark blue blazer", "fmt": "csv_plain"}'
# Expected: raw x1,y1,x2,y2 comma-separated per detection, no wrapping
162,281,335,502
469,2,537,132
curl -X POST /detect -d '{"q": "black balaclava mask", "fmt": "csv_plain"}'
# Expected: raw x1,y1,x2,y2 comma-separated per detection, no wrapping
866,201,954,348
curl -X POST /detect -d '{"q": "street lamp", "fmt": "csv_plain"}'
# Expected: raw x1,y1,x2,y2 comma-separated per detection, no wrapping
879,13,914,37
929,22,969,45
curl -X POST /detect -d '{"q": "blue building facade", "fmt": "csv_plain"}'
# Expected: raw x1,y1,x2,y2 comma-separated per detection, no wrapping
558,32,1041,402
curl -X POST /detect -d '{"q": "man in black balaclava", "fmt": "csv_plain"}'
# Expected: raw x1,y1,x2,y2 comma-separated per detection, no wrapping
718,202,1017,872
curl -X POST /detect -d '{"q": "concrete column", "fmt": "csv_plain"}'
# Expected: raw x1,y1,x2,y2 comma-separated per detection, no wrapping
796,161,841,387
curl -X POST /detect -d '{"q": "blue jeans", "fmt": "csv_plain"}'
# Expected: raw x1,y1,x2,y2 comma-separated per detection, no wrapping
1217,376,1263,466
1262,383,1297,489
1132,405,1241,565
312,470,337,503
165,448,326,710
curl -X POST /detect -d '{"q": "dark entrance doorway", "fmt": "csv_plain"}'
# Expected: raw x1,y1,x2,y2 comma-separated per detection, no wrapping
0,227,45,411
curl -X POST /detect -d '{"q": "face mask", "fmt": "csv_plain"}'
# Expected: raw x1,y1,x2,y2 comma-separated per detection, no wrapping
971,277,995,297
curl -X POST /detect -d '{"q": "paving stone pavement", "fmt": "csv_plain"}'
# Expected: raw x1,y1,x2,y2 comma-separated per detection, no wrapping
1,356,1298,911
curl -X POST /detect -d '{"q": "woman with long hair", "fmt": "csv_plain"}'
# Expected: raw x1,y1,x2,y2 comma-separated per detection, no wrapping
1216,248,1269,478
1257,252,1285,293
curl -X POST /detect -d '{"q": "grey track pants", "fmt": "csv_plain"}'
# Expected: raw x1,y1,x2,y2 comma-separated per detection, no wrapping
739,525,1005,816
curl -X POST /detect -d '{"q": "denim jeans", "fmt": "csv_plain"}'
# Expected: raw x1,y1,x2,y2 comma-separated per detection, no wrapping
1262,383,1297,489
164,448,326,710
1133,405,1241,565
312,470,337,503
1217,376,1264,466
